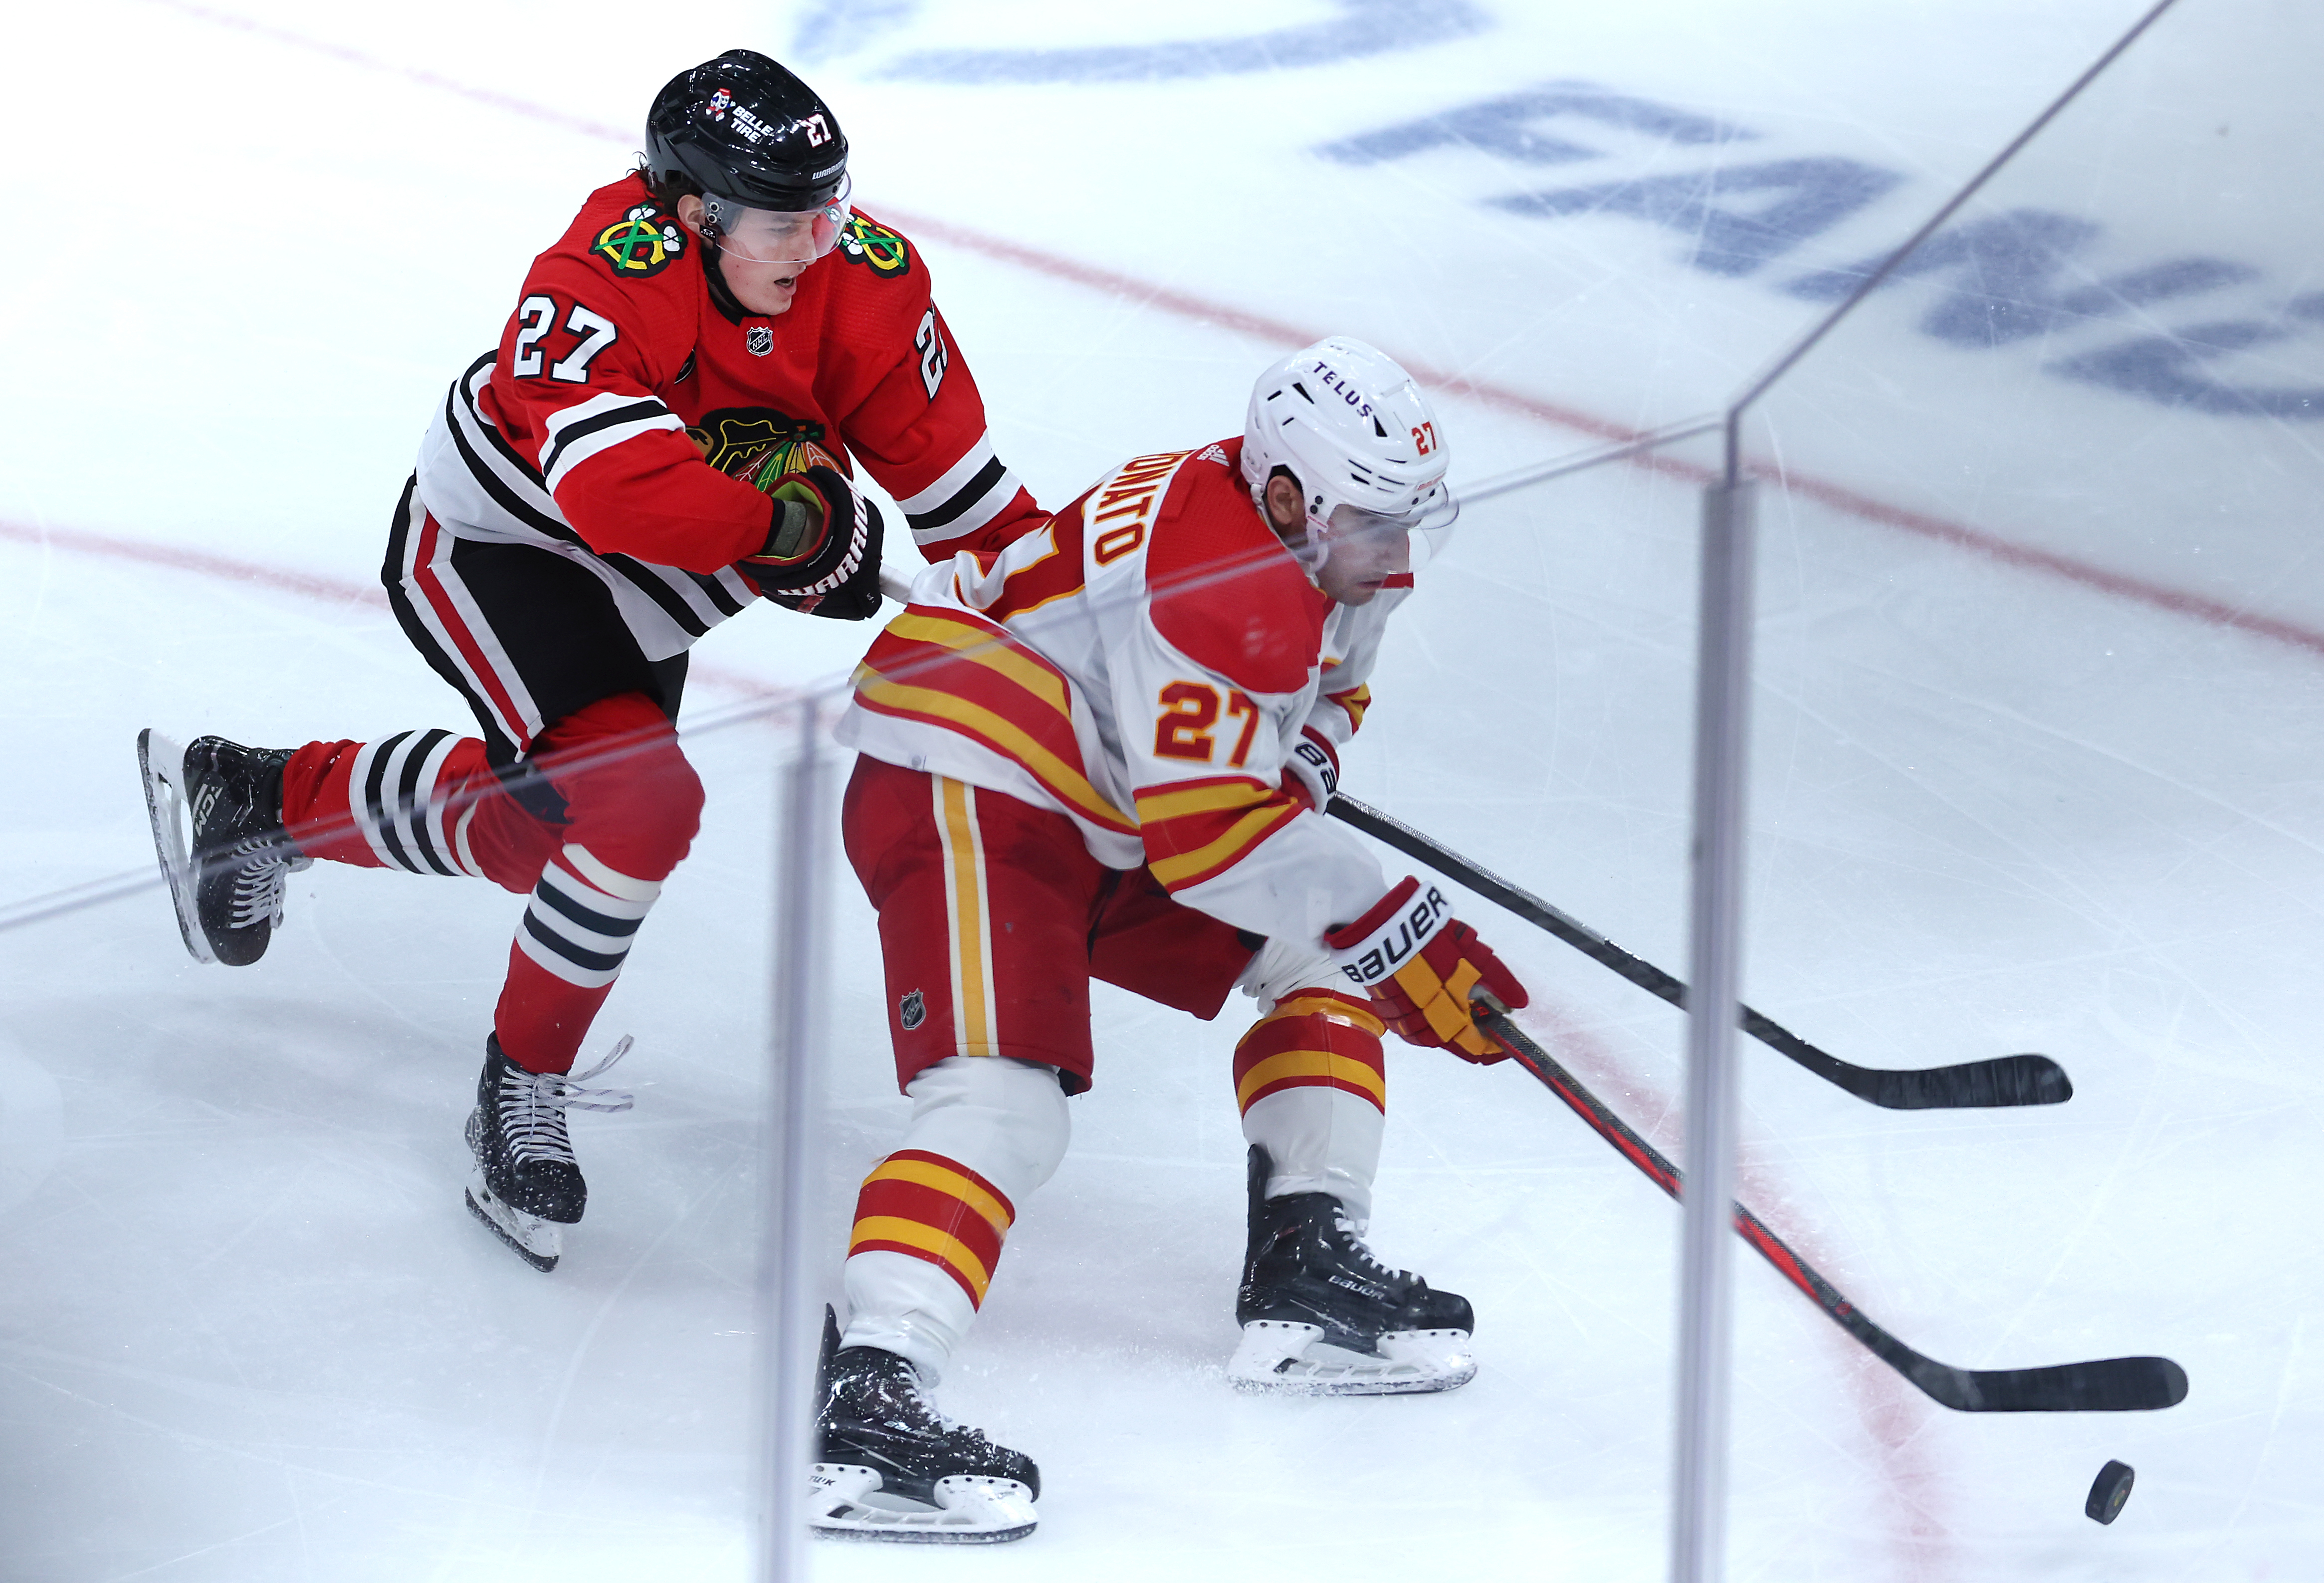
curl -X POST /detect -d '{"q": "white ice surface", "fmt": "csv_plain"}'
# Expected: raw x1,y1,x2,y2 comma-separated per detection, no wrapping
3,1,2322,1579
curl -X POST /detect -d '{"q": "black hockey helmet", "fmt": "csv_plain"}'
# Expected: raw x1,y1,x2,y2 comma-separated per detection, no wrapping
644,50,848,212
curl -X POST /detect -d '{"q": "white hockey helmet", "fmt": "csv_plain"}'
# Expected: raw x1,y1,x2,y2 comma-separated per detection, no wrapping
1242,336,1455,571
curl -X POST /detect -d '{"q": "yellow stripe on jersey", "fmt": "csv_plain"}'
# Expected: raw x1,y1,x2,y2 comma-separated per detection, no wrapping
1133,778,1276,824
1146,803,1297,889
855,664,1137,832
883,612,1072,717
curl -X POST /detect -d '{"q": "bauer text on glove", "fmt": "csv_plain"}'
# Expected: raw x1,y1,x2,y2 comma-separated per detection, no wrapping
1325,876,1529,1063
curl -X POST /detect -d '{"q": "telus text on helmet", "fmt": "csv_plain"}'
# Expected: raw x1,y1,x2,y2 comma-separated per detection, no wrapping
1311,363,1373,422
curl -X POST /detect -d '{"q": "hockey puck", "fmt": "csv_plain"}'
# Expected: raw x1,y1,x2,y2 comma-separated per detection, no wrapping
2085,1460,2135,1524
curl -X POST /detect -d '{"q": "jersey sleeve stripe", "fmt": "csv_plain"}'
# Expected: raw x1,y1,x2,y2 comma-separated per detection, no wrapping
854,666,1135,834
905,455,1007,530
903,445,1032,548
602,554,741,637
896,435,998,514
443,373,587,547
1143,799,1303,891
539,394,684,492
1325,683,1373,731
687,567,754,618
1133,776,1276,824
425,357,755,659
884,612,1071,714
852,608,1138,832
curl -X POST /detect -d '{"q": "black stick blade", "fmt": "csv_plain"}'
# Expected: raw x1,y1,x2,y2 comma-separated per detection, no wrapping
1855,1052,2074,1110
1908,1354,2188,1413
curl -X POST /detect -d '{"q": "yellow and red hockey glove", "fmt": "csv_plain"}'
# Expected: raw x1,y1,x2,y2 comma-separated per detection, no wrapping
1326,876,1529,1063
725,441,886,621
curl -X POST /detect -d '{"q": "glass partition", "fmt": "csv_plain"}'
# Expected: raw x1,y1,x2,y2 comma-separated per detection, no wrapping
4,1,2319,1580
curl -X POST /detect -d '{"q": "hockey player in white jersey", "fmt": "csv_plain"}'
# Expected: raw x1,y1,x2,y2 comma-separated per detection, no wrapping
810,338,1532,1541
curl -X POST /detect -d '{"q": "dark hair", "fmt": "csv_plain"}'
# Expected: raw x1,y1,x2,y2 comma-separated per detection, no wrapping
633,155,699,209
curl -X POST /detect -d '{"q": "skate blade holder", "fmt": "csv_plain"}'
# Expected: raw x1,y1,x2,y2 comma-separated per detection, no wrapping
1227,1320,1477,1395
464,1172,563,1272
137,729,216,965
808,1464,1037,1544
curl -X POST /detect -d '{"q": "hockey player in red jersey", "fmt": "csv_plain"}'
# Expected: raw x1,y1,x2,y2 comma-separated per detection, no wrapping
134,50,1044,1272
807,338,1532,1542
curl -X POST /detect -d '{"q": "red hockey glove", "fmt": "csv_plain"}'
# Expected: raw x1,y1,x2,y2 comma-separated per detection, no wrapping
736,459,886,621
1326,876,1529,1063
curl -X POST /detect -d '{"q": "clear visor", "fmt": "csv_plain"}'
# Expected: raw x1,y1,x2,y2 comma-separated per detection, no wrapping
1315,480,1460,575
702,175,851,267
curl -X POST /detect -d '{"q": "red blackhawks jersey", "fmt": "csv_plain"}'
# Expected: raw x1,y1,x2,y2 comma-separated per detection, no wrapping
838,437,1412,947
411,175,1039,660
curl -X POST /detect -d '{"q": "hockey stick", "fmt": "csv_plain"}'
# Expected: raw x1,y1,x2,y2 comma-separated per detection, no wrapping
1479,1009,2184,1412
1328,794,2071,1111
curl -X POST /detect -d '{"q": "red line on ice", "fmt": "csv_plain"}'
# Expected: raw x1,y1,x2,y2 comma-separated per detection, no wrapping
1520,1001,1957,1580
0,519,780,697
0,519,385,608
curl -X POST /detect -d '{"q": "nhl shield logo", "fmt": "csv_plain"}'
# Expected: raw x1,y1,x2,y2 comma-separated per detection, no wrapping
899,989,926,1031
745,325,775,357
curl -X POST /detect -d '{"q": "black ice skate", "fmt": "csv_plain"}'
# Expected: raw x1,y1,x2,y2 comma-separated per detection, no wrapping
810,1309,1039,1544
137,729,313,967
462,1034,634,1272
1229,1144,1477,1395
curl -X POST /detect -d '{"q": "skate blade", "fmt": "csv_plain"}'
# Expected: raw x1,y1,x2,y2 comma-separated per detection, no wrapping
808,1464,1037,1545
1227,1319,1477,1396
465,1172,561,1272
137,729,214,966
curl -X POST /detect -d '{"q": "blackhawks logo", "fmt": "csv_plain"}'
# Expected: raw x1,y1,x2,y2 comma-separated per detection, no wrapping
590,204,686,278
837,214,910,279
685,406,833,482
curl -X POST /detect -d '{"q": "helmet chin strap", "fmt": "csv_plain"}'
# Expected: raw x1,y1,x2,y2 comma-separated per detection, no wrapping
700,237,752,324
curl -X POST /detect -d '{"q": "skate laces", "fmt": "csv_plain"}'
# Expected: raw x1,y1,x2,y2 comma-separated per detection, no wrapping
497,1036,637,1167
1332,1209,1412,1284
223,837,312,929
852,1352,983,1441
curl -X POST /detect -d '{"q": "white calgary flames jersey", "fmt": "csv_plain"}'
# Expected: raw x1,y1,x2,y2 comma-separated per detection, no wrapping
838,437,1412,947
